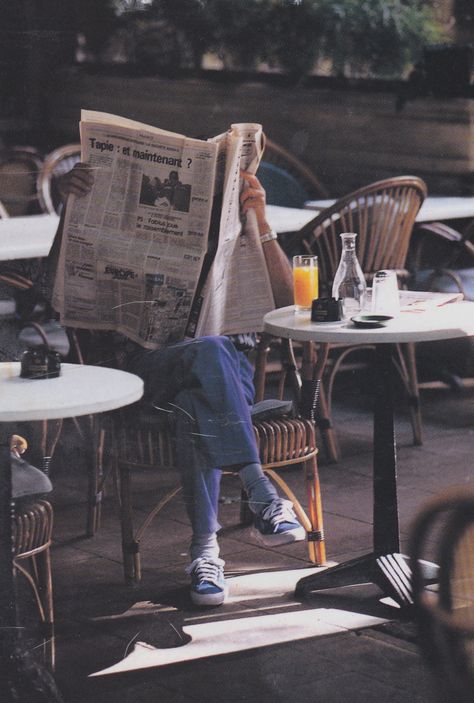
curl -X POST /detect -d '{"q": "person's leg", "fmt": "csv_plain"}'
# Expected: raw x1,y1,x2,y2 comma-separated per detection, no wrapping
181,463,227,606
127,336,304,603
230,351,305,545
170,340,305,550
152,338,293,526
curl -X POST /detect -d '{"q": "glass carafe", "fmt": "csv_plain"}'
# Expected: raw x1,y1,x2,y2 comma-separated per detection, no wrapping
331,232,366,319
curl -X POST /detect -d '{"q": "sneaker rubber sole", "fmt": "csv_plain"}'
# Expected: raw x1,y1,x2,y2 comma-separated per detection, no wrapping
251,524,306,547
190,583,229,607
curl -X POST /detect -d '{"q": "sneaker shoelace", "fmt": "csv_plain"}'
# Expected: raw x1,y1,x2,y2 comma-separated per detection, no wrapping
261,499,297,533
186,558,224,587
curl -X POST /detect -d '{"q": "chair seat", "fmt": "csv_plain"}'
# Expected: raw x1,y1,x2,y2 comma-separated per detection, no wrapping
131,397,295,430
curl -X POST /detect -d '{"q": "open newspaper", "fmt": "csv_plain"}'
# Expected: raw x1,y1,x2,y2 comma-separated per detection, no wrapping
53,111,275,349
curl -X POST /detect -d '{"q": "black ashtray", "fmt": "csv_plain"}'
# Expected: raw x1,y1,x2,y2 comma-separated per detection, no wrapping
20,347,61,379
311,297,343,322
350,314,394,329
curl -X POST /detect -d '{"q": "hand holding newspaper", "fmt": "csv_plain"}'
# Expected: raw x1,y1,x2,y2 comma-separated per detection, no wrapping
53,111,275,349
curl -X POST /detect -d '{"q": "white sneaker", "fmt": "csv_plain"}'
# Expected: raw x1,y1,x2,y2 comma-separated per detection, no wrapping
186,557,228,606
252,498,306,546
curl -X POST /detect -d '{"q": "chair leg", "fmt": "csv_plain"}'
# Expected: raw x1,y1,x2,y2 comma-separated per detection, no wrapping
300,341,339,463
315,382,340,464
36,548,55,669
117,460,141,584
239,487,253,525
85,418,104,537
265,458,326,566
303,452,326,566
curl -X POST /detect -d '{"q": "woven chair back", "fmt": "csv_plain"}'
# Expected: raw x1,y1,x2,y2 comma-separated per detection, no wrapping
409,487,474,703
38,143,81,214
289,176,427,292
0,147,43,217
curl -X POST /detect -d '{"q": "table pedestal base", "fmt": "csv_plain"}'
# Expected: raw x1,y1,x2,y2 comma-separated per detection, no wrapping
296,553,379,596
295,552,439,609
295,344,422,609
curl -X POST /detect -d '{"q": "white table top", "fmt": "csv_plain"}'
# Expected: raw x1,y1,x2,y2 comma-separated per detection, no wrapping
0,213,59,261
263,300,474,345
0,362,143,422
267,196,474,234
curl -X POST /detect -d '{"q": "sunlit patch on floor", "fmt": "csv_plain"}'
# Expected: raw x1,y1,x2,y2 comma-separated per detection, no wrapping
90,566,389,677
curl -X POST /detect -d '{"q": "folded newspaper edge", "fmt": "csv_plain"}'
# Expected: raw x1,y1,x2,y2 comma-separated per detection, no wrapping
53,111,275,350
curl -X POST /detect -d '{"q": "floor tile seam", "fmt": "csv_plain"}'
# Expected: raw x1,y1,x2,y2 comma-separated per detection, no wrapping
323,548,372,562
321,508,373,525
220,538,314,563
53,538,193,563
320,469,374,484
51,544,128,568
362,628,421,654
51,540,121,558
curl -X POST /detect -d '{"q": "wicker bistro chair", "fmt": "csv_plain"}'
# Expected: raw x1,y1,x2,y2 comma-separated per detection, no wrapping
0,146,44,217
257,138,329,209
116,402,324,585
13,500,55,667
37,144,81,215
409,487,474,703
9,435,55,668
408,219,474,390
284,176,428,453
66,329,326,584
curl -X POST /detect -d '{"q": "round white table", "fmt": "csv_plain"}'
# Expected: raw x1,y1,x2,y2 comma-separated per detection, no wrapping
264,301,474,605
0,362,143,636
0,362,143,421
0,214,59,261
264,300,474,345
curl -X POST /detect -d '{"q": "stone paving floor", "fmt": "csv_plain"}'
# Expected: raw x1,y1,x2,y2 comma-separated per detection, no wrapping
13,364,474,703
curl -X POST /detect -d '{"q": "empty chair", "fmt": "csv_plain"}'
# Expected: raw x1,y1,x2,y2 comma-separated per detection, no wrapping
285,176,427,454
0,196,33,320
257,138,329,208
65,328,326,584
409,487,474,703
409,219,474,390
10,435,55,668
37,144,81,215
13,500,55,667
0,146,43,217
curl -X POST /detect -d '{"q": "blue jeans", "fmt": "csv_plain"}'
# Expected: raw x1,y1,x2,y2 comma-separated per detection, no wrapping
127,336,259,534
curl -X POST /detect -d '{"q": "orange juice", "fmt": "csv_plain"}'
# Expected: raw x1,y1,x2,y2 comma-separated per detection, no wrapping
293,265,319,309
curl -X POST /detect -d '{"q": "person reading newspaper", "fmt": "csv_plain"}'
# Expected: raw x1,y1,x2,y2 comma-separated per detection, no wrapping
53,162,305,607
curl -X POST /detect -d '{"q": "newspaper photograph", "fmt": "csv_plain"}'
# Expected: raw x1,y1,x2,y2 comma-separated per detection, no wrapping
53,111,275,349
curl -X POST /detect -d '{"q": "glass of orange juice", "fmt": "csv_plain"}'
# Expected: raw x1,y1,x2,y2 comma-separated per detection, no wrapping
293,255,319,312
